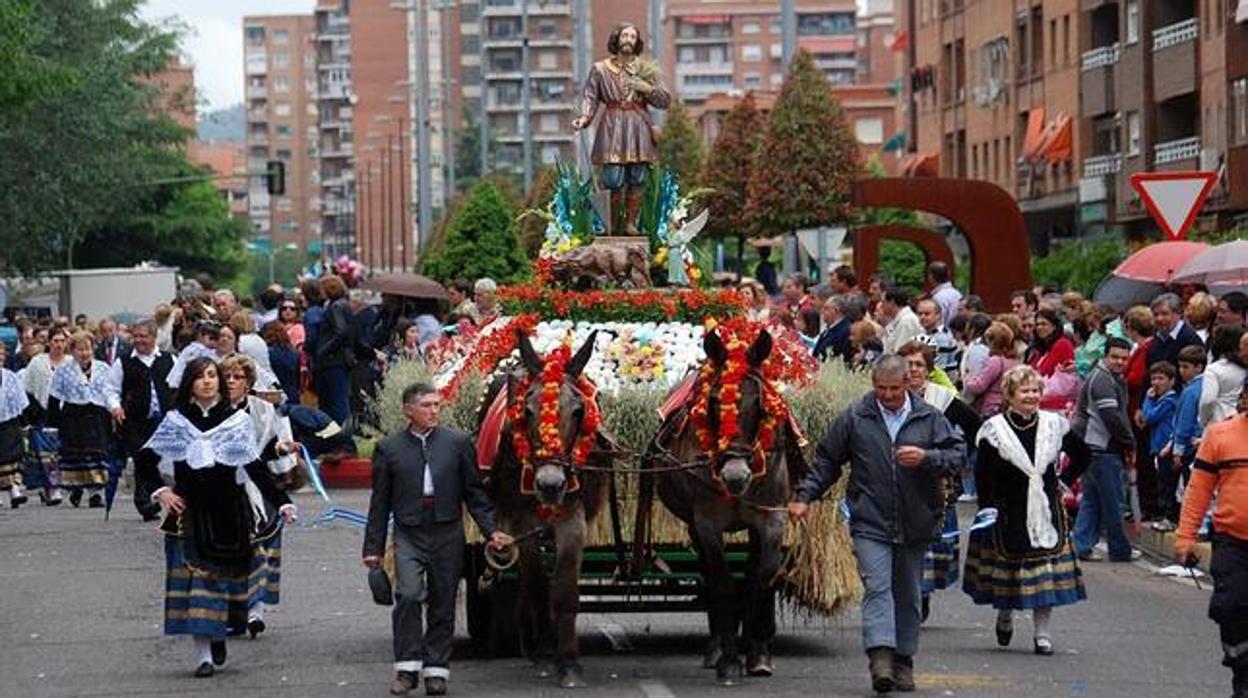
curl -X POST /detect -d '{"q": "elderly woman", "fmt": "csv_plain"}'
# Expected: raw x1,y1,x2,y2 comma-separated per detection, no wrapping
21,328,72,505
1185,291,1218,344
219,355,300,642
897,341,982,622
47,331,113,508
962,322,1021,418
963,365,1090,656
474,277,500,325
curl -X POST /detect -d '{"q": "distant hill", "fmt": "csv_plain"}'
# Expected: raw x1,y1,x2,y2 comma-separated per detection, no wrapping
197,103,244,142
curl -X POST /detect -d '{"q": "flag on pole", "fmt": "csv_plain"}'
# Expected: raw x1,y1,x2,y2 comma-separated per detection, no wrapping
887,30,908,51
881,131,906,152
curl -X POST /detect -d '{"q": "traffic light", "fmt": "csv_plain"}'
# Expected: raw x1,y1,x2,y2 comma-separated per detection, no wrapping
266,160,286,196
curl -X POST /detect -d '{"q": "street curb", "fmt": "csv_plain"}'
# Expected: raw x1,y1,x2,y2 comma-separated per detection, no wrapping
1135,526,1212,568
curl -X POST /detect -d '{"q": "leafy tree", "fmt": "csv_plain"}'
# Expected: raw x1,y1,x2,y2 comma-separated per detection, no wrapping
419,181,529,284
517,166,557,259
0,0,189,274
454,106,499,192
0,0,75,113
658,100,704,189
747,50,860,236
78,178,251,285
702,93,763,240
1031,239,1126,297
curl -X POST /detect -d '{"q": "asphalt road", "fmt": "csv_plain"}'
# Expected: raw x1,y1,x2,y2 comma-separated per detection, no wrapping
0,492,1230,698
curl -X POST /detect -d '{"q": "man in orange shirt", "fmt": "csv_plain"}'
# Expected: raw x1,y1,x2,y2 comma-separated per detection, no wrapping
1176,379,1248,698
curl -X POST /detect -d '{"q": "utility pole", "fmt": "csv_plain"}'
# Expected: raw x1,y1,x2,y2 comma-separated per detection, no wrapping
380,143,390,271
440,0,456,200
572,0,589,176
521,0,533,193
397,117,408,271
781,0,796,64
478,1,489,179
648,0,663,126
412,0,434,256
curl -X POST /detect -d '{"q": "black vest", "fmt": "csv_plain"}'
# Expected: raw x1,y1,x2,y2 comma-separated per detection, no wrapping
120,352,174,424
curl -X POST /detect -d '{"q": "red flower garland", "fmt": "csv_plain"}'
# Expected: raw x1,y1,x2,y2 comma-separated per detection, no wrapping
438,314,539,400
506,336,602,496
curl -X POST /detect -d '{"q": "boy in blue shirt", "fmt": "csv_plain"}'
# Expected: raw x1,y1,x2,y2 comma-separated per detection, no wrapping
1156,346,1206,531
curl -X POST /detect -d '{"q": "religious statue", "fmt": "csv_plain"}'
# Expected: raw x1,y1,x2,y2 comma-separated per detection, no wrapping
571,22,671,236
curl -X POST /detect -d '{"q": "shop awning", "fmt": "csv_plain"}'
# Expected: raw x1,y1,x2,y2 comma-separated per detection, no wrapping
1039,113,1074,163
1021,108,1046,162
900,152,939,177
798,36,857,55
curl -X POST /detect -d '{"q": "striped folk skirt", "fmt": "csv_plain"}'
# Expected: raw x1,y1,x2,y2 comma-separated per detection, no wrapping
165,525,283,637
922,507,962,593
961,526,1086,610
58,458,108,489
22,427,61,490
0,460,21,489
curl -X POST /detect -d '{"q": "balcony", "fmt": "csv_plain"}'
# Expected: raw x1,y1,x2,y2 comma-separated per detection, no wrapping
320,80,350,100
245,53,267,76
1152,20,1198,103
246,85,268,100
248,132,270,147
1083,153,1122,177
675,61,735,77
481,1,570,16
1153,18,1197,51
247,108,268,123
1081,44,1119,71
1155,136,1201,166
321,142,355,159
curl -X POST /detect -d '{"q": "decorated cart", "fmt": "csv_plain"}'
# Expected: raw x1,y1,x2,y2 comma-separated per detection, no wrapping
369,164,869,661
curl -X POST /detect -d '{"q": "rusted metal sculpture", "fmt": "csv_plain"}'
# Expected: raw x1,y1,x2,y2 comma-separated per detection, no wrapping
852,178,1033,311
853,225,956,291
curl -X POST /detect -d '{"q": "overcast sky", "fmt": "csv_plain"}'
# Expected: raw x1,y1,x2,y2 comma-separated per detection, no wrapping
140,0,315,113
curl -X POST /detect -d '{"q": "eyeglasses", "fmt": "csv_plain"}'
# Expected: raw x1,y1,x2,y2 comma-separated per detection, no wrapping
224,374,248,382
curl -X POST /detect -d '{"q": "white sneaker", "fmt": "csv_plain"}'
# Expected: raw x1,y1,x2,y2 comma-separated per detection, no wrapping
1151,520,1176,532
957,493,977,503
48,487,64,503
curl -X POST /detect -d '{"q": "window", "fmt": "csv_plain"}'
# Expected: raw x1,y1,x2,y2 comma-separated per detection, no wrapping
273,29,290,44
275,124,292,139
307,103,318,116
276,148,292,160
462,35,480,54
274,76,291,93
769,16,781,33
273,53,290,69
1063,15,1070,63
541,145,561,165
855,117,884,144
744,72,761,88
1049,19,1056,67
1127,111,1141,155
770,72,784,86
1232,78,1248,146
275,103,291,117
742,44,762,62
277,198,293,212
539,113,559,133
770,43,783,59
1126,0,1140,44
245,26,265,46
743,20,761,34
538,50,557,70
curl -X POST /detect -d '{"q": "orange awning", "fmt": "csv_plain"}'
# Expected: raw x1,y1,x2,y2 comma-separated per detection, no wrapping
1040,113,1074,164
898,154,916,176
1021,108,1046,161
798,36,857,54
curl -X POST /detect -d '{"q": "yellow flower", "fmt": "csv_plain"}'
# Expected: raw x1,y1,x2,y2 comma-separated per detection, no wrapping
653,248,669,265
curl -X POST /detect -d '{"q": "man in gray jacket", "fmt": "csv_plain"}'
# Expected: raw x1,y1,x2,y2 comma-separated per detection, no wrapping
363,382,512,696
1071,336,1140,562
790,355,965,694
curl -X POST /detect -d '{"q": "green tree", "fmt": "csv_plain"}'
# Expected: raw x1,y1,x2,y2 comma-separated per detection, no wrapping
419,181,529,284
702,93,763,241
747,50,860,236
454,106,499,192
658,100,704,188
0,0,189,274
517,166,557,259
0,0,75,113
1031,239,1126,297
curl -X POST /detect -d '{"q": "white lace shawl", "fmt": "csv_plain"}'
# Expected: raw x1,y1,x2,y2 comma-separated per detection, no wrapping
976,411,1068,549
923,382,956,413
0,369,30,423
144,408,261,485
21,353,71,409
49,360,112,409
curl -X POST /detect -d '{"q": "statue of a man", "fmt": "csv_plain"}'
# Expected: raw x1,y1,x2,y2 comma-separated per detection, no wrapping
572,23,670,236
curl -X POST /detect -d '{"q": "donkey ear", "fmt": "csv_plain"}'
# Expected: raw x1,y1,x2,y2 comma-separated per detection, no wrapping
746,329,773,368
566,330,598,378
516,330,542,376
703,328,727,365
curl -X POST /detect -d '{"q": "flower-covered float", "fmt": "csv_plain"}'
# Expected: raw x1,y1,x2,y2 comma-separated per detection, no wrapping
372,166,870,617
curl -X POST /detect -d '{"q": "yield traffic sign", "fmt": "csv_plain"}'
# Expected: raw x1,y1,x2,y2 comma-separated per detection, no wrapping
1129,171,1217,241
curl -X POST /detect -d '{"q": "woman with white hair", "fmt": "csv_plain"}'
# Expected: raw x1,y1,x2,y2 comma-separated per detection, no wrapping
962,364,1090,656
474,277,500,325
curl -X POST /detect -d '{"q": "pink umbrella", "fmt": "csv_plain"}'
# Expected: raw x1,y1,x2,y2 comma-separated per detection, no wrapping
1172,239,1248,286
1111,240,1209,283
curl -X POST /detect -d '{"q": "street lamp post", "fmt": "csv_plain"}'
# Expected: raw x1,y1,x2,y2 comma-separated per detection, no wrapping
248,242,299,285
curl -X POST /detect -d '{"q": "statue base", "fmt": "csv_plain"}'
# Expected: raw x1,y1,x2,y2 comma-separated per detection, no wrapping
550,236,652,289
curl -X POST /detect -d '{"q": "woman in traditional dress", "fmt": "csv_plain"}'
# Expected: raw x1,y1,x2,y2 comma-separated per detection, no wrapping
0,341,33,508
897,341,983,623
46,331,113,508
219,354,300,640
21,328,72,505
146,357,297,677
962,364,1090,655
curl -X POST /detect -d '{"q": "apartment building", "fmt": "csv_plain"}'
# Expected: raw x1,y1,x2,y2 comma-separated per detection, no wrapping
188,141,250,219
314,0,355,262
663,0,860,104
858,0,899,85
243,15,321,254
1079,1,1248,235
899,0,1081,249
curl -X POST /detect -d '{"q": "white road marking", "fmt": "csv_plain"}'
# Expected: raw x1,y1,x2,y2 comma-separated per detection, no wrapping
639,680,677,698
597,621,634,652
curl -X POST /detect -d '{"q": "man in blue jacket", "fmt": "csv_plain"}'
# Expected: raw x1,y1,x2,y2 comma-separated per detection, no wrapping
790,355,966,694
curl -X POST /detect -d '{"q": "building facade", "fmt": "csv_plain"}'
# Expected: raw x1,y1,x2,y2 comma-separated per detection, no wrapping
243,14,321,254
188,141,250,219
314,0,356,262
1079,0,1248,236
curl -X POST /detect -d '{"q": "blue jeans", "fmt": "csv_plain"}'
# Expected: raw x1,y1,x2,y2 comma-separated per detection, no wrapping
852,536,927,657
1072,451,1133,560
600,163,649,190
317,366,352,427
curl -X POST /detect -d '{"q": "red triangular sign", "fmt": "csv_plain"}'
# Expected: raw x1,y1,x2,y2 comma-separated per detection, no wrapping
1129,172,1217,241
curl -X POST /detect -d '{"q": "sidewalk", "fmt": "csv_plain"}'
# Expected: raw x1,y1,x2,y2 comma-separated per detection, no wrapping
1134,525,1212,569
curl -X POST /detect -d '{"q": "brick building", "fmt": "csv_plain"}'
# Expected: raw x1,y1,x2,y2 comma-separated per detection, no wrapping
243,14,321,254
188,141,250,219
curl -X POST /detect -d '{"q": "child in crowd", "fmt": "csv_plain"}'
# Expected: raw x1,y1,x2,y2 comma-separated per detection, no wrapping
1139,363,1178,527
1158,346,1207,531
